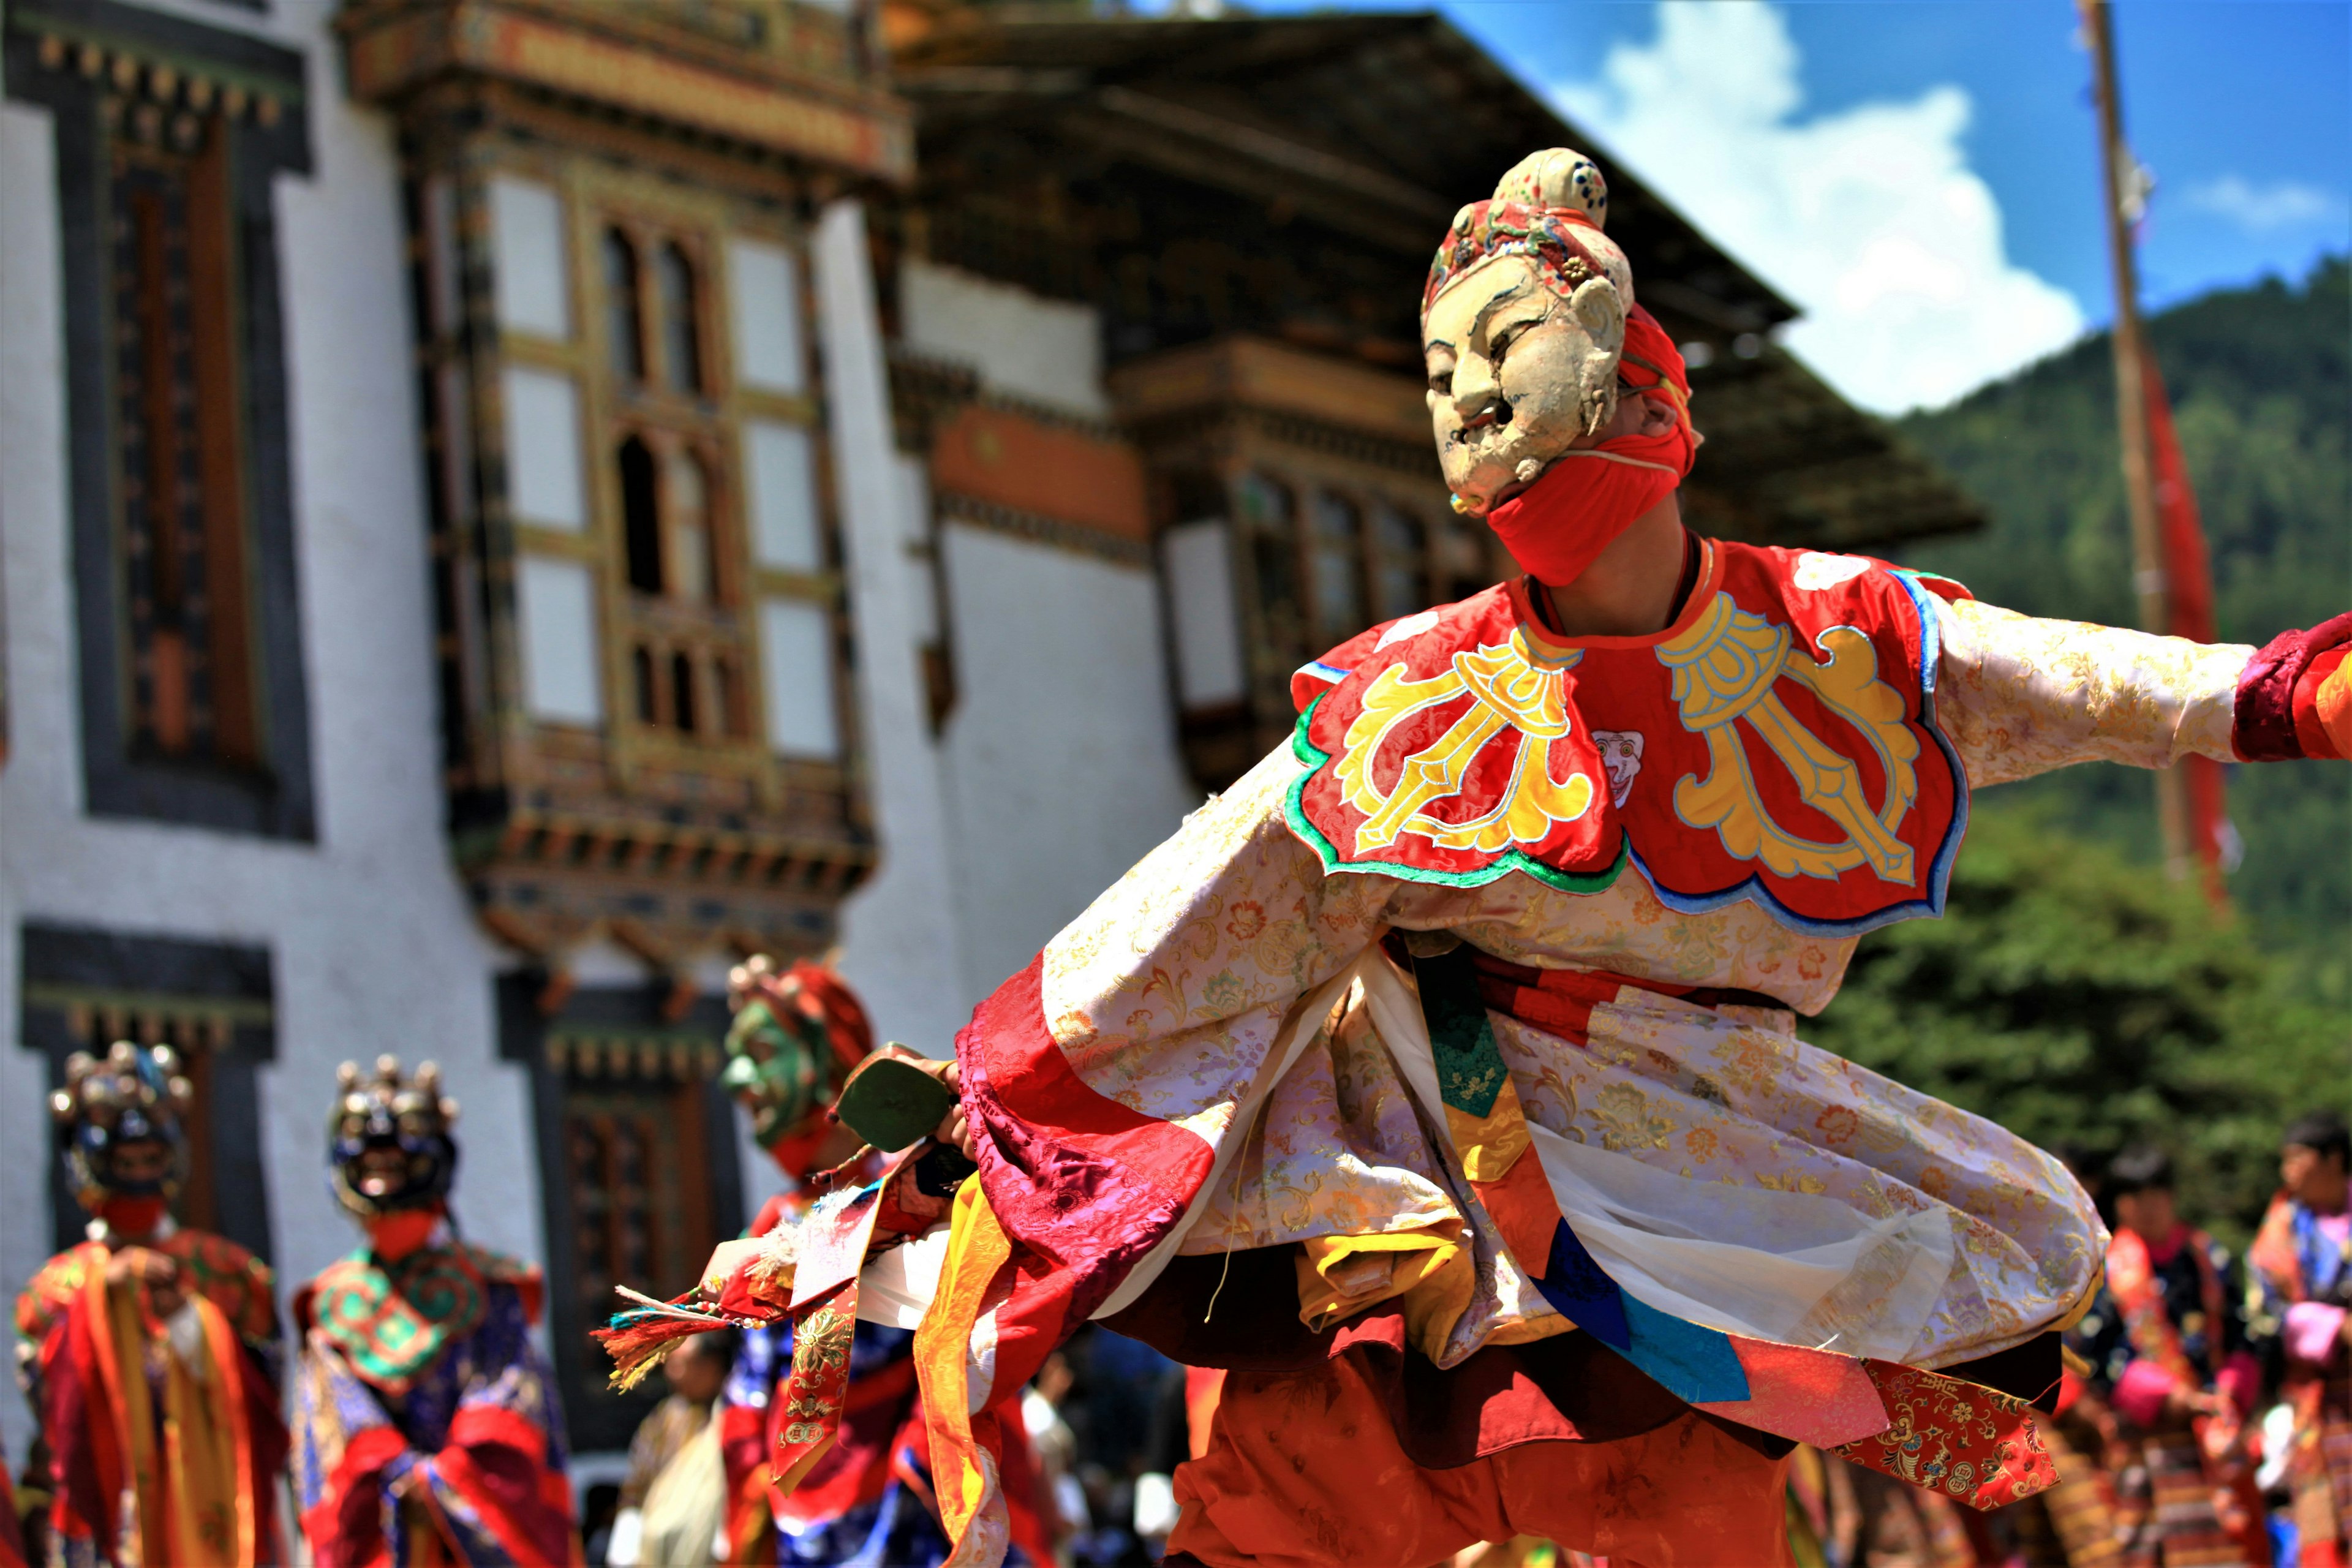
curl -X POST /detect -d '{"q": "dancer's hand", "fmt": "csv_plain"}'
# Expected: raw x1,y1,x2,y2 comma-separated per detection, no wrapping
107,1246,186,1319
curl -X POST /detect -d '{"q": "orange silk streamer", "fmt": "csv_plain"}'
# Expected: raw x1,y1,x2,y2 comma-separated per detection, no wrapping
913,1178,1015,1561
197,1294,260,1567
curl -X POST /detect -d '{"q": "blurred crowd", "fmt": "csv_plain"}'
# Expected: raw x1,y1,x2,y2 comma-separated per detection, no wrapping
571,1110,2352,1568
1758,1110,2352,1568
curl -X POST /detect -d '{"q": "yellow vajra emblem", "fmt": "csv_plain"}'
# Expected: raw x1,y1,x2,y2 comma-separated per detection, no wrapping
1335,630,1596,854
1658,594,1919,883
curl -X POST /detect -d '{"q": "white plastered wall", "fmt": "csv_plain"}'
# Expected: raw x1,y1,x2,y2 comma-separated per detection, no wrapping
813,204,975,1061
900,258,1110,421
936,526,1200,1000
894,259,1201,1000
0,1,537,1457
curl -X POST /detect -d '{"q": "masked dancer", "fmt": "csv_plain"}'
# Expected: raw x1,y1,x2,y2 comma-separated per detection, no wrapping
15,1042,285,1567
699,149,2352,1568
290,1057,574,1566
676,957,1060,1566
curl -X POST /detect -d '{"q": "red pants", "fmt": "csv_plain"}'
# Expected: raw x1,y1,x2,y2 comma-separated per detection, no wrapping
1166,1351,1795,1568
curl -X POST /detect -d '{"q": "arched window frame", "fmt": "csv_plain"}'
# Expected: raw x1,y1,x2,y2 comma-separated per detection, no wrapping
481,161,853,785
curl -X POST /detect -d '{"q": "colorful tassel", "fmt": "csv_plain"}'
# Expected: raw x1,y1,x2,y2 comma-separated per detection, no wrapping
592,1287,735,1392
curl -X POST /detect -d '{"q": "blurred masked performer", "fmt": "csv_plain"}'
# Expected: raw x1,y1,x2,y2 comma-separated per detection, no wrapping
15,1042,285,1568
2251,1112,2352,1568
0,1442,26,1568
704,957,964,1566
706,149,2352,1568
290,1058,574,1566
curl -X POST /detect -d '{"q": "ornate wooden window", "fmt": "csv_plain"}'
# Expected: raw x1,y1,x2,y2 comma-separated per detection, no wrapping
113,121,256,767
6,0,315,837
1112,336,1515,790
344,0,906,982
1306,490,1367,646
498,979,744,1453
402,149,871,972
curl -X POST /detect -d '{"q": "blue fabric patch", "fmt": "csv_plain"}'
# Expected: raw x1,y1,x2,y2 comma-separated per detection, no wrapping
1531,1219,1630,1349
1532,1219,1752,1404
1621,1294,1752,1404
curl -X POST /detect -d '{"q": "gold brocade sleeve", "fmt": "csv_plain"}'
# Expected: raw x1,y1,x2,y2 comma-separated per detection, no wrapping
1932,596,2250,787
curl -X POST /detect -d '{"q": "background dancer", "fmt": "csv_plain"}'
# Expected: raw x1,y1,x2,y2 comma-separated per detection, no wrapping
689,957,1060,1566
290,1057,575,1566
16,1042,285,1568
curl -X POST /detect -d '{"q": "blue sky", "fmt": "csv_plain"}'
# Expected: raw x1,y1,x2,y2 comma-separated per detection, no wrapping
1243,0,2351,412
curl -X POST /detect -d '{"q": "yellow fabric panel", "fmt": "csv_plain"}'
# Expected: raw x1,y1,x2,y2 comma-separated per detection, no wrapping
107,1283,256,1568
1295,1223,1474,1362
1444,1077,1532,1184
101,1277,166,1561
163,1305,246,1568
911,1177,1014,1563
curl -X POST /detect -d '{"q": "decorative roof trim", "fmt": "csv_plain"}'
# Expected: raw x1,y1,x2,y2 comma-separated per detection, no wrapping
342,0,913,183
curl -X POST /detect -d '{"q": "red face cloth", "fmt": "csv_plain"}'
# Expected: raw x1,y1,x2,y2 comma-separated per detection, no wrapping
367,1206,442,1261
1483,307,1696,589
99,1195,167,1238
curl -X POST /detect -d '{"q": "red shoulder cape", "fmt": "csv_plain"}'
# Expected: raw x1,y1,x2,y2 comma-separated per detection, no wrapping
1286,540,1970,935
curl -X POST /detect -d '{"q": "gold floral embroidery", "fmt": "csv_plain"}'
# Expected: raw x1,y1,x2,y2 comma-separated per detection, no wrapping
1589,1082,1676,1152
1936,597,2245,786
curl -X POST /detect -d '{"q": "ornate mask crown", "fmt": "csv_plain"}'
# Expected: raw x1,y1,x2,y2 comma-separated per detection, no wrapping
723,955,872,1166
50,1041,193,1212
328,1054,461,1219
1424,150,1632,325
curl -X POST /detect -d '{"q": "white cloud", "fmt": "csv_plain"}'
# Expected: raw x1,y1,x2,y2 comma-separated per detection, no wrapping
1555,2,2085,414
2183,174,2348,234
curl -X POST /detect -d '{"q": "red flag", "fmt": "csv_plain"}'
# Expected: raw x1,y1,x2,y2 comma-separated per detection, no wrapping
2143,363,2231,901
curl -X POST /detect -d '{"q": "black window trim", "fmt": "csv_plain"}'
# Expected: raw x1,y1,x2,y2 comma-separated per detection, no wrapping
4,0,315,839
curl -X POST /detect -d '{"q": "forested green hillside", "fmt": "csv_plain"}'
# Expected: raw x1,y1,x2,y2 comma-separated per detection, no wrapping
1810,260,2348,1235
1894,257,2351,997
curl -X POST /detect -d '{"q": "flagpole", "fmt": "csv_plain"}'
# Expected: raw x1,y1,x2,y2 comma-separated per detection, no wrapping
2079,0,2190,876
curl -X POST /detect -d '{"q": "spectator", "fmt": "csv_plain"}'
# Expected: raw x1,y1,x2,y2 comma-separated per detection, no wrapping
2064,1145,2264,1564
608,1330,737,1567
2249,1112,2352,1568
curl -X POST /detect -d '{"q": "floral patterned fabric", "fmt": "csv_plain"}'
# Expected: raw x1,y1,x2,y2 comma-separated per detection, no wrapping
1934,597,2246,785
1031,575,2258,1375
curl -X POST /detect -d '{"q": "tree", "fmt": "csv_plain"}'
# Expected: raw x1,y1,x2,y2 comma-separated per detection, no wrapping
1894,257,2351,1003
